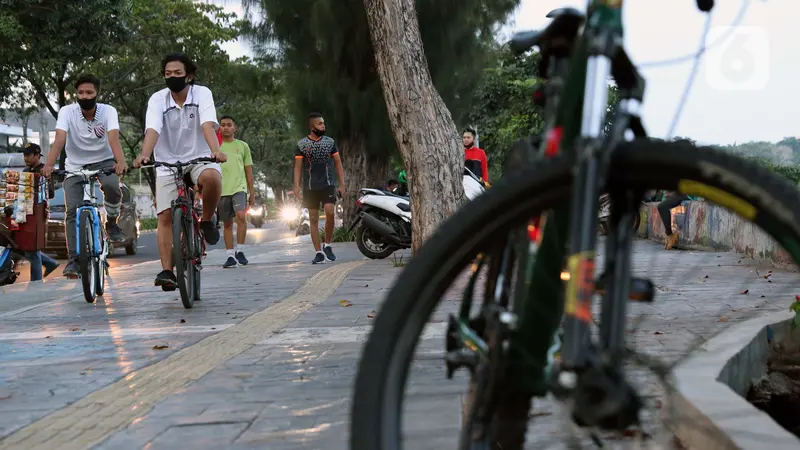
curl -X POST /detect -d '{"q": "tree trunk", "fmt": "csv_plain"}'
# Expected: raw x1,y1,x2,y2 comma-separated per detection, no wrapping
363,0,465,254
21,116,29,144
340,134,389,226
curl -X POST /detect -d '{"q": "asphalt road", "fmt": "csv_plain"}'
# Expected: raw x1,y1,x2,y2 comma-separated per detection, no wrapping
13,220,300,284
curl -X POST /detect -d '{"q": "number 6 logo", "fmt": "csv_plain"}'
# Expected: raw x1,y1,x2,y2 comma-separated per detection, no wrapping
705,26,770,91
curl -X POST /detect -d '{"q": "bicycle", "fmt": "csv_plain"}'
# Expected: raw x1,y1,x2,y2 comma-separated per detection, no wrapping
144,157,216,309
351,1,800,448
54,168,116,303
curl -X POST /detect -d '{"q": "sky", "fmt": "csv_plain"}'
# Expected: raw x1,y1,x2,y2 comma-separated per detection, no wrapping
217,0,800,146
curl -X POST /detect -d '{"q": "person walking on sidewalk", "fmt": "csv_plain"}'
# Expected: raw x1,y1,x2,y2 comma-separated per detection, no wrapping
42,74,128,278
293,113,346,264
217,115,255,268
133,52,227,290
16,143,59,281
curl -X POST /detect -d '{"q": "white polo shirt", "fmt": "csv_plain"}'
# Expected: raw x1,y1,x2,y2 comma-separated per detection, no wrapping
55,103,120,171
145,85,218,176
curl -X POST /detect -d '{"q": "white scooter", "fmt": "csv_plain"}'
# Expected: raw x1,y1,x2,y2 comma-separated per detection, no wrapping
350,168,486,259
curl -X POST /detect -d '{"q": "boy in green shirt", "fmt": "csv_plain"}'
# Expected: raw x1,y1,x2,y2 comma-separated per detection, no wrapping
217,115,255,267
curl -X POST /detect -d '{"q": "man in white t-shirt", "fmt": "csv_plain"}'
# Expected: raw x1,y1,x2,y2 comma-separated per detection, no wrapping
133,53,227,291
43,74,129,278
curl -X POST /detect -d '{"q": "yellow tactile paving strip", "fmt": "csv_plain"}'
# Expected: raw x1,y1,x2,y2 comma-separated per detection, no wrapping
0,260,365,450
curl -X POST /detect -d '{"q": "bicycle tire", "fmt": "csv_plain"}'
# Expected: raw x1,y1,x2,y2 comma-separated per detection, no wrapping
193,231,202,301
350,139,800,450
95,233,106,296
79,210,96,303
173,208,195,309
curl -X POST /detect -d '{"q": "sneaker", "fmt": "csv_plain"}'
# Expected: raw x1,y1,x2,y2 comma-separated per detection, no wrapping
106,221,126,243
235,251,249,266
200,220,220,245
311,252,325,264
665,231,680,250
154,270,178,291
223,256,237,268
322,245,336,262
63,258,79,279
44,263,60,278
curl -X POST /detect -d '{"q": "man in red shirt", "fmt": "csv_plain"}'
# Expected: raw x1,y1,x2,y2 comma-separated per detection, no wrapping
463,127,488,183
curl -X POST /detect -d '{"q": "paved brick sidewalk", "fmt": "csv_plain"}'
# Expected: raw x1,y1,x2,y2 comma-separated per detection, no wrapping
76,239,797,450
0,236,365,449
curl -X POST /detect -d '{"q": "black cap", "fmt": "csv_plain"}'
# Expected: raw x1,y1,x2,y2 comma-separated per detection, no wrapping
22,143,41,155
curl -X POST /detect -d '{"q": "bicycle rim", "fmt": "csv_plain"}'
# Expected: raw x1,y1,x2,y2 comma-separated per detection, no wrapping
79,210,96,303
350,140,800,449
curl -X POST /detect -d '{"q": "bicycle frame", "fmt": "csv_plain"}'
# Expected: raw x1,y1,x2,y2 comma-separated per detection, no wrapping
516,0,648,389
453,0,651,397
71,171,107,260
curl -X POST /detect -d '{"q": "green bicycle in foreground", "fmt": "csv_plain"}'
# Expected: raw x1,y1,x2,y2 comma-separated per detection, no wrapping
352,0,800,448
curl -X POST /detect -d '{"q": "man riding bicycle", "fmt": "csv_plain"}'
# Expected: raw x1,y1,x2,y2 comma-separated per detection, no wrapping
134,53,227,291
42,74,128,278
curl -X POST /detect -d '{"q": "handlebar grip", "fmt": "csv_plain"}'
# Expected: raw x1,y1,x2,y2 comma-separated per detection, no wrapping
696,0,713,12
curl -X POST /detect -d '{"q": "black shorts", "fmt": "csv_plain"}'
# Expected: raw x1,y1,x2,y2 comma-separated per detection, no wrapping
302,187,336,210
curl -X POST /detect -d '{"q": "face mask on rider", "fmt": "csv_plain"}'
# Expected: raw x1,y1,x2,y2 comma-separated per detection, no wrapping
77,97,97,111
165,76,189,93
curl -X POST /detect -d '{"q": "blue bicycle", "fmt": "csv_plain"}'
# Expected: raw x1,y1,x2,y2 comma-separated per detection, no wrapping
55,168,115,303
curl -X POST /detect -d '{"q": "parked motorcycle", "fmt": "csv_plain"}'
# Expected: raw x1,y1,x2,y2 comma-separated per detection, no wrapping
598,193,643,236
350,168,486,259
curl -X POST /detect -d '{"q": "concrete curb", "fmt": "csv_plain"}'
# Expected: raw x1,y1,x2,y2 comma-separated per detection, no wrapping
668,309,800,449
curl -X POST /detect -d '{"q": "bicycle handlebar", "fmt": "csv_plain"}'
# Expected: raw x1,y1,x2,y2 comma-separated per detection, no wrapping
140,156,218,169
53,168,117,178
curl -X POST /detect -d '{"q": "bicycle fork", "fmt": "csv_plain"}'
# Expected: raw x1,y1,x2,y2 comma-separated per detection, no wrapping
560,35,617,375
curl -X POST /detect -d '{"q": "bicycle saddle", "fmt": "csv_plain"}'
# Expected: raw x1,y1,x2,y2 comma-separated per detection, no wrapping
509,8,585,56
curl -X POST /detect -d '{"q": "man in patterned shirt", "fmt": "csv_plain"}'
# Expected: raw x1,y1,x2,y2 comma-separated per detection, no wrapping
293,113,346,264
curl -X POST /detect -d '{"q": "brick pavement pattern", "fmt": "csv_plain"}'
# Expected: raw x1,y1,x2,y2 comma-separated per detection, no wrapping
0,237,797,449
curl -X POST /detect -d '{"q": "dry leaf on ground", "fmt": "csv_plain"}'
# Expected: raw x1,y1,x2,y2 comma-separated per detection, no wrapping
367,310,377,319
340,300,353,307
719,316,730,323
152,344,169,350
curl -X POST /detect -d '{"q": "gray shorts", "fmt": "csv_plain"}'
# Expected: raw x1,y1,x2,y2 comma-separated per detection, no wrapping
218,191,247,222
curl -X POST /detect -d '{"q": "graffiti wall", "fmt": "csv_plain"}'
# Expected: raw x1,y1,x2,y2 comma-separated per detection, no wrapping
641,201,791,264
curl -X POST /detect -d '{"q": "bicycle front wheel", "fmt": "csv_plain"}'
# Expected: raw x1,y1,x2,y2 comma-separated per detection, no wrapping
350,139,800,450
173,208,195,309
79,210,97,303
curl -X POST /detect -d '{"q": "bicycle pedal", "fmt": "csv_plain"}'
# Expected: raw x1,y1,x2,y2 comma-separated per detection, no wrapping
595,273,655,303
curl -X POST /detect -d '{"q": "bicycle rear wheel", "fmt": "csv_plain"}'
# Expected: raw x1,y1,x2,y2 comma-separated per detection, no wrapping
79,210,97,303
173,208,195,309
350,139,800,449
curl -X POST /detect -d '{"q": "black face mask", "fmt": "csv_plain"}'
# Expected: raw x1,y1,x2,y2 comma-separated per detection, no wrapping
77,97,97,111
165,76,188,93
311,128,325,137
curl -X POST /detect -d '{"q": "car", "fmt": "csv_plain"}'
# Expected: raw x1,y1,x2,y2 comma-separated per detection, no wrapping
44,183,140,258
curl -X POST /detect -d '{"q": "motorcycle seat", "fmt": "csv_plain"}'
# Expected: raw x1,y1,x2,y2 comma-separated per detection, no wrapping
381,190,409,201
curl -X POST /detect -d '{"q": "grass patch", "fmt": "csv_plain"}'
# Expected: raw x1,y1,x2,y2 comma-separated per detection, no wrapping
390,254,405,267
319,226,355,243
139,217,158,231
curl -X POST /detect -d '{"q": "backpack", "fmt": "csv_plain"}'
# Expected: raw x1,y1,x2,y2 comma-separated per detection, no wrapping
0,247,18,286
